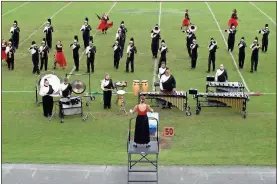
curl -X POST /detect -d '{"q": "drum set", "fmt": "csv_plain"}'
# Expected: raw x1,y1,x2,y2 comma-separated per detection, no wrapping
36,71,96,123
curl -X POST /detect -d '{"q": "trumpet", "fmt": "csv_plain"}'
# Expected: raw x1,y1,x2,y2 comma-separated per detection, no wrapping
188,24,197,32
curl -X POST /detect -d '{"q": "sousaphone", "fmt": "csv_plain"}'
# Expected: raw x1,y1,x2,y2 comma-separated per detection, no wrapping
71,80,86,94
188,24,197,32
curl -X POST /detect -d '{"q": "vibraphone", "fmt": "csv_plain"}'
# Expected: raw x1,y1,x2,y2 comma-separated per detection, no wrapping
190,90,249,118
139,91,191,116
206,82,245,93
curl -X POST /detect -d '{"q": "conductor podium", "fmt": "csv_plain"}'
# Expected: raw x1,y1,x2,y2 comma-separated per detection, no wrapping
127,115,159,183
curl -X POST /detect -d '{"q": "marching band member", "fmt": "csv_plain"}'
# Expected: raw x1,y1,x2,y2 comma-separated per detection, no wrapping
1,39,7,63
112,40,121,69
60,78,73,98
70,35,81,71
215,64,228,82
39,79,54,118
150,24,161,58
125,38,137,73
228,9,239,28
250,37,260,73
225,24,236,52
159,68,176,108
116,28,124,58
101,73,114,109
119,21,127,58
238,37,246,69
190,38,199,69
130,95,154,148
5,40,15,70
80,17,92,48
43,19,54,49
157,40,168,70
39,38,49,71
28,41,40,75
183,28,196,58
97,13,113,34
207,38,218,73
54,40,67,69
10,20,20,49
85,37,96,73
181,9,190,30
158,62,166,80
258,24,270,52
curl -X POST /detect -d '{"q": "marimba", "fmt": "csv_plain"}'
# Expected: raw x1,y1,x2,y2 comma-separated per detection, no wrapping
206,82,245,93
139,91,191,116
190,89,249,118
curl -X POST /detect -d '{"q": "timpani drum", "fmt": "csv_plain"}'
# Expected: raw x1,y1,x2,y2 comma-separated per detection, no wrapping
117,90,125,105
141,80,149,92
132,80,140,96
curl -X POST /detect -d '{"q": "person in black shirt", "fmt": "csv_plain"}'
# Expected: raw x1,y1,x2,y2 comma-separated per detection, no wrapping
225,24,236,52
258,24,270,53
101,73,114,109
112,40,121,69
238,37,246,69
157,40,168,71
39,79,54,118
183,29,196,58
150,24,161,58
39,38,49,71
5,40,15,70
250,37,260,73
125,38,137,73
28,41,40,75
80,17,92,48
10,20,20,49
159,68,176,108
119,21,127,58
85,38,96,73
190,38,199,69
207,38,218,73
70,35,81,71
43,19,54,50
60,78,73,98
215,64,228,82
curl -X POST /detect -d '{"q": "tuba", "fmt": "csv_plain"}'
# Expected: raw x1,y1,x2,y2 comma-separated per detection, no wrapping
188,24,197,32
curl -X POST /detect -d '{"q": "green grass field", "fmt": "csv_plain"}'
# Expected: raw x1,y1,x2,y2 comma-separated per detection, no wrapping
2,2,276,166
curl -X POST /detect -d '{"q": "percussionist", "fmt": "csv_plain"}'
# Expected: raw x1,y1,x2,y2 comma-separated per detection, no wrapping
60,78,72,98
39,79,54,118
159,68,176,108
101,73,114,109
215,64,228,82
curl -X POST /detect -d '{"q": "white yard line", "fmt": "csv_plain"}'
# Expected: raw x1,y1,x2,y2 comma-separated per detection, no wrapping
205,2,250,92
249,2,276,25
67,2,117,79
19,2,72,46
152,2,162,91
2,2,30,17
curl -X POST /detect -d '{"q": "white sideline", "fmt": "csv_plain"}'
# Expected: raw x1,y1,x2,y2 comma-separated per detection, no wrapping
152,2,162,91
67,2,117,79
19,2,72,46
205,2,250,92
249,2,276,25
2,2,30,17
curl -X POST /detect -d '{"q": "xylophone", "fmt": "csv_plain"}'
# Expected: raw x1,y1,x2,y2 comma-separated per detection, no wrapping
206,81,245,93
139,91,191,116
190,89,249,118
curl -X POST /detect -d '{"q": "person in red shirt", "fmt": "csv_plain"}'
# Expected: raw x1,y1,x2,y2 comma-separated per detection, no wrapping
130,96,154,148
228,9,239,28
181,9,190,30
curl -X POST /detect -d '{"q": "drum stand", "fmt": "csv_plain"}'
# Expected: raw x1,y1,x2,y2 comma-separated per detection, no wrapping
117,99,127,115
49,100,59,121
83,96,96,121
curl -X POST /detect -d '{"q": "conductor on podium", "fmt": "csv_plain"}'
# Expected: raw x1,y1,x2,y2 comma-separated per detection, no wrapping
130,96,154,148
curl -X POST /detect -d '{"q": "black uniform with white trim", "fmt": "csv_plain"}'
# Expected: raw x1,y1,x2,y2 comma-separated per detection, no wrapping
85,40,96,73
151,25,161,58
39,82,54,117
158,40,168,69
190,39,199,69
43,19,54,49
258,24,270,52
215,69,228,82
207,39,218,72
29,41,40,74
10,20,20,49
250,37,260,72
70,35,81,71
39,39,50,71
238,37,246,69
112,41,121,69
125,38,137,73
101,78,114,109
80,17,92,48
226,25,236,52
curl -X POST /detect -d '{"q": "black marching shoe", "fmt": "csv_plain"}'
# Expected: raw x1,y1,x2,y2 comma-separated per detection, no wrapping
250,70,253,73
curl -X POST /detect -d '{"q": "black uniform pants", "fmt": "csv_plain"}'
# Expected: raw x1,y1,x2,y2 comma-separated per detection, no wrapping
103,90,112,109
33,59,40,74
83,36,89,48
126,57,134,72
208,54,216,72
73,55,79,71
151,44,158,58
120,43,125,58
238,52,245,68
87,58,94,72
262,39,268,52
46,37,52,49
228,38,235,52
191,55,198,68
42,95,53,117
251,57,258,71
40,57,48,71
114,55,120,69
12,38,19,49
7,58,14,70
186,42,191,57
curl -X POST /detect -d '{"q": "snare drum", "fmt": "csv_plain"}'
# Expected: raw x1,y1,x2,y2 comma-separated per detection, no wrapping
117,90,125,105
